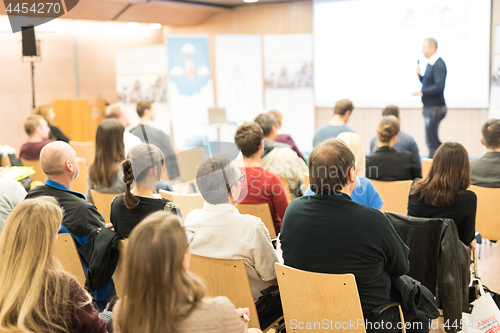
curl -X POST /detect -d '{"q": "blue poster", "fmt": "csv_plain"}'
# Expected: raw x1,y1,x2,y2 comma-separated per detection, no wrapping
165,36,215,148
166,36,212,96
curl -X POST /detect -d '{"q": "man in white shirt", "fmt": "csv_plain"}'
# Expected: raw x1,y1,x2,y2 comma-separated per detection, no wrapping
104,103,142,155
184,155,278,301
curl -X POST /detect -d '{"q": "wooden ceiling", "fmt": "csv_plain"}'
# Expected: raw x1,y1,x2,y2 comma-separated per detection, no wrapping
0,0,306,27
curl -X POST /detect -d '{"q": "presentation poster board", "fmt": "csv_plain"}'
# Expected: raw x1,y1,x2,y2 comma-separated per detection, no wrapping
264,34,315,153
490,25,500,119
116,45,170,134
215,35,264,142
165,36,215,148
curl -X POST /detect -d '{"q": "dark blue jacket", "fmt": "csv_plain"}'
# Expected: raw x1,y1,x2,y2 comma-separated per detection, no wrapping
420,58,447,107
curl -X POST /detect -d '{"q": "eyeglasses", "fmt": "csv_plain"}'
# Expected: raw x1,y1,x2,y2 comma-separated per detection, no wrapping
185,230,195,247
239,170,246,182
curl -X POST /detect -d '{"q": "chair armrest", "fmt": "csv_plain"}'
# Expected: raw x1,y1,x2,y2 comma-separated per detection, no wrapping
372,301,400,316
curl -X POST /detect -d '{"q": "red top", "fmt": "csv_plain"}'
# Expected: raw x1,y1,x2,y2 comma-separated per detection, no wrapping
237,166,289,234
19,139,53,160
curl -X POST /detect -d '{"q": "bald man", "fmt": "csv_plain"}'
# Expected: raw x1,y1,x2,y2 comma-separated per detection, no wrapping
26,141,105,238
25,142,112,304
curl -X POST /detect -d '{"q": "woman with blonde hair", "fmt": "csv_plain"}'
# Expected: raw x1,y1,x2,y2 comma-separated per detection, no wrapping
114,211,261,333
35,105,70,143
304,132,384,209
366,115,421,181
0,196,106,333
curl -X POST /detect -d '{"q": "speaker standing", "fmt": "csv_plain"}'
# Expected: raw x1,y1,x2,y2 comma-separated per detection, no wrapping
412,38,447,158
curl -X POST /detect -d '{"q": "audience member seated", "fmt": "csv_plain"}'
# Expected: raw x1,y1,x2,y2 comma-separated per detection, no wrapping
254,113,307,199
470,118,500,188
370,105,420,168
366,116,421,181
104,103,142,155
312,98,356,147
0,177,27,229
110,143,179,238
113,211,261,333
19,115,53,160
234,123,288,234
268,110,305,160
35,104,70,143
0,197,106,333
304,132,384,210
280,138,432,333
130,100,180,180
87,119,127,204
408,142,477,249
184,155,279,302
25,141,112,305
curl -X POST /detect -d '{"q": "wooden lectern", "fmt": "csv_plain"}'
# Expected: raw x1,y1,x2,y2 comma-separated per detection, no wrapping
53,98,106,143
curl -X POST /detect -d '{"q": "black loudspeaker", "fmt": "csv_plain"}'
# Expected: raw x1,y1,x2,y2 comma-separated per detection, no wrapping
21,26,37,57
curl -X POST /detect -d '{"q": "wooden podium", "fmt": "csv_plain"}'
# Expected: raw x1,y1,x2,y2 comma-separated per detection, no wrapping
53,97,106,142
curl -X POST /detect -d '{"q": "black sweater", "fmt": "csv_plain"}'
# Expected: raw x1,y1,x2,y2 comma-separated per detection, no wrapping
420,58,447,107
280,192,410,317
408,188,477,245
366,146,421,181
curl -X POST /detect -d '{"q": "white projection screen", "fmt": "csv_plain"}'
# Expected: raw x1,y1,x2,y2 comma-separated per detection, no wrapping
314,0,491,108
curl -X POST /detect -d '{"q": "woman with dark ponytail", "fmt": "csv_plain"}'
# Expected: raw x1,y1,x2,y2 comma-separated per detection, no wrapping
366,116,421,181
110,143,179,238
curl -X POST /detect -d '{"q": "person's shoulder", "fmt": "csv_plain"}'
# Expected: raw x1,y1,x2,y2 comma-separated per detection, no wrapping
111,194,125,205
400,132,417,144
0,177,25,191
202,296,236,310
460,189,477,200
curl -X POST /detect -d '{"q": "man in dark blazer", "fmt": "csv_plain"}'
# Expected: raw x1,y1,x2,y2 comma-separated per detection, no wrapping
471,119,500,188
412,38,447,158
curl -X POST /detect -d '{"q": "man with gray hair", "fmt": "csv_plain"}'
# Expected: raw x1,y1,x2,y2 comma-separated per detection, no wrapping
412,38,448,158
254,113,308,199
25,141,112,305
184,155,279,304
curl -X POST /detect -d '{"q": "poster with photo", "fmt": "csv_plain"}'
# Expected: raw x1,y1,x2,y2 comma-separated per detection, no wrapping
116,45,170,134
264,34,314,154
215,35,264,142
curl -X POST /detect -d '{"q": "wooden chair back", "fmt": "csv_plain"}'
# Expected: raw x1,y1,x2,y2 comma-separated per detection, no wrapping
275,263,366,332
370,180,413,214
55,233,86,288
113,240,128,299
70,158,88,195
159,190,204,217
90,190,121,224
176,147,205,182
70,141,95,166
279,176,292,203
235,203,277,239
470,185,500,240
421,158,432,179
0,154,11,167
189,254,261,329
20,158,46,182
